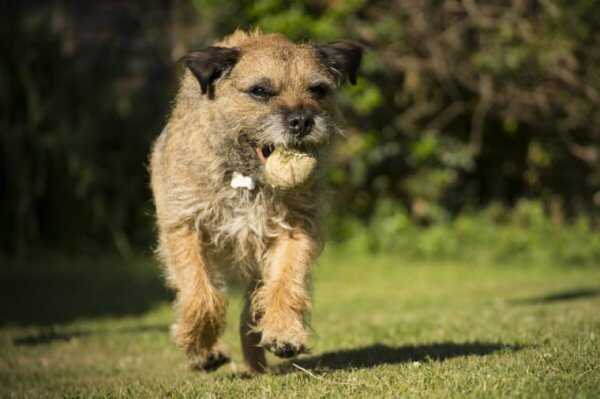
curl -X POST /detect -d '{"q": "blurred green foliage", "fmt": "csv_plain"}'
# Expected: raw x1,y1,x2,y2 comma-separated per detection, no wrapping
1,1,599,259
337,199,600,266
1,3,174,256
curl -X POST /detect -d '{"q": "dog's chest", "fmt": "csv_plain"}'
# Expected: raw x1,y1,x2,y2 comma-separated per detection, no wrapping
197,187,291,264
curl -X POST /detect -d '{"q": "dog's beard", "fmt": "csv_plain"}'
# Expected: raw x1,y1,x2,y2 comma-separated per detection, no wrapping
255,112,341,150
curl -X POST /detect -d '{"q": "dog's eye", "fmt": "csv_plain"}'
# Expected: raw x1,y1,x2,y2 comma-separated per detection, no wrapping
308,83,331,99
248,85,274,100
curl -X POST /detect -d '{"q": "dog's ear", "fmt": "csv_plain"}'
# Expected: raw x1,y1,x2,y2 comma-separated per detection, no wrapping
182,47,240,95
315,41,363,85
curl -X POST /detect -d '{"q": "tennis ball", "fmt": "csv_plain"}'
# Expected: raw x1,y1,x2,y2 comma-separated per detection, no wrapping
264,147,318,190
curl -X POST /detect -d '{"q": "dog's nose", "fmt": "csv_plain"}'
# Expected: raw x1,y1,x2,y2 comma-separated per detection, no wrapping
287,109,314,137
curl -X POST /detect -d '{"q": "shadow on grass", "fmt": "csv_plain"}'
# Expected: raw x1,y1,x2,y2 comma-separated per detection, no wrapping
0,256,172,326
277,342,523,373
13,324,169,346
512,288,600,305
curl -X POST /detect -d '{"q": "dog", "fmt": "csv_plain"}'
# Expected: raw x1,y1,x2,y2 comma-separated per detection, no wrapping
150,29,362,373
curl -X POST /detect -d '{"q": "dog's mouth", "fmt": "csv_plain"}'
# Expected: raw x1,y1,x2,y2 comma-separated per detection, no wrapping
255,143,275,164
253,142,317,165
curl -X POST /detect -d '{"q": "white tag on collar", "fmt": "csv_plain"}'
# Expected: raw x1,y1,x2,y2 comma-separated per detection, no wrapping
230,172,255,191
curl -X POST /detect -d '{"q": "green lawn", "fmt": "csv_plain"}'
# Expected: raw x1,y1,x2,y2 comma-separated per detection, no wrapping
1,250,599,398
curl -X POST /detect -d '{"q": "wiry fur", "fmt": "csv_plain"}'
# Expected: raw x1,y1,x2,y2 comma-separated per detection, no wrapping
150,29,361,372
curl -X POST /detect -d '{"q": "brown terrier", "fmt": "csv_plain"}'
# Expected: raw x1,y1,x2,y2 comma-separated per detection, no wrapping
150,30,362,373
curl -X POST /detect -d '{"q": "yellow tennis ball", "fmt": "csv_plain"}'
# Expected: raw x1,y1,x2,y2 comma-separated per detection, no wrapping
265,147,318,190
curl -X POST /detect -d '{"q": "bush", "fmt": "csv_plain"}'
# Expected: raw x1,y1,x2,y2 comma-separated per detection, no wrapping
337,200,600,266
2,1,599,256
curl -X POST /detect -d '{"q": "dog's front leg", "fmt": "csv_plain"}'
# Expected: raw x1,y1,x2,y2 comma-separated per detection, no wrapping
253,229,318,358
240,282,267,373
159,224,229,371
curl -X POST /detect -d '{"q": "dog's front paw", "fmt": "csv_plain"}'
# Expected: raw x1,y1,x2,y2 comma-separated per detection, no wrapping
190,345,231,372
262,338,308,358
259,317,309,358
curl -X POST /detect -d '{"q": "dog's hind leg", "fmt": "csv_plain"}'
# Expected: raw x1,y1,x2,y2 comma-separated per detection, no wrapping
253,229,318,359
159,224,230,372
240,282,267,373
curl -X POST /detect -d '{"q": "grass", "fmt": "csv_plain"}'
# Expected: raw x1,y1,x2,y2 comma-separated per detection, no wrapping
1,249,600,398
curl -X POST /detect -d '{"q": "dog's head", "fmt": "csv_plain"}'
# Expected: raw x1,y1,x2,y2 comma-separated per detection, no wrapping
181,30,362,179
